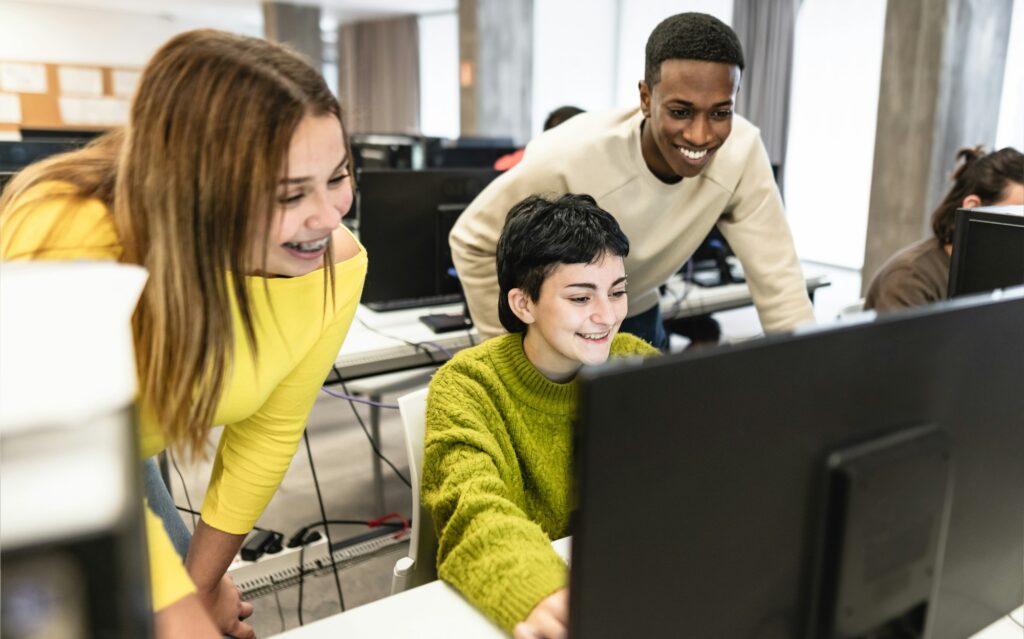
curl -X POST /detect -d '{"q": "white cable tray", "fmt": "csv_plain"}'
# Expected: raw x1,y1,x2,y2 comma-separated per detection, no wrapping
230,527,411,599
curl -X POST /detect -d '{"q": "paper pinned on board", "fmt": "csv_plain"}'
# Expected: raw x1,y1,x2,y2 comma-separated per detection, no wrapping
111,69,141,98
59,97,129,126
0,62,47,94
0,92,22,124
58,66,103,97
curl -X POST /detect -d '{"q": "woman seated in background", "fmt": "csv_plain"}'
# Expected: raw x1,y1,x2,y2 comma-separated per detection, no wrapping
865,146,1023,312
422,193,658,639
1,29,367,638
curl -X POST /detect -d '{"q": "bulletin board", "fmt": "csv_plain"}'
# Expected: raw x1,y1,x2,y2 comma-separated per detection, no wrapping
0,61,142,136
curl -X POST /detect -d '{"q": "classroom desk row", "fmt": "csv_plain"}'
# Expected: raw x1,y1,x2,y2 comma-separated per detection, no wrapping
274,537,1023,639
333,268,832,381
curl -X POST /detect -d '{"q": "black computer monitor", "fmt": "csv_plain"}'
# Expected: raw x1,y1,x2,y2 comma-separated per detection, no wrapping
0,140,88,172
356,168,499,311
571,290,1024,638
948,204,1024,298
350,134,417,171
424,137,520,169
19,128,102,143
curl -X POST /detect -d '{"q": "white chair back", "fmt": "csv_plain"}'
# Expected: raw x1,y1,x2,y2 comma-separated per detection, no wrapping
391,387,439,593
837,298,867,320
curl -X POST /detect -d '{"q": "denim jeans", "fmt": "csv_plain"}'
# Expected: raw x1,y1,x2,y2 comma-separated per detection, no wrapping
143,455,192,561
619,303,669,351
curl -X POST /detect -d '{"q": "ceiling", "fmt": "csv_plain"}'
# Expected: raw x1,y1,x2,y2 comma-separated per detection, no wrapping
25,0,457,25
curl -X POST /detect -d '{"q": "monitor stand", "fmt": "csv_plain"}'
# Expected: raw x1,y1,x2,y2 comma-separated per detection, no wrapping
806,425,953,639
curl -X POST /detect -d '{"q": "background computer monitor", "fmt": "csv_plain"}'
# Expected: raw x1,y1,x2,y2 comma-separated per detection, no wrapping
424,137,519,169
0,140,89,172
19,128,102,143
356,168,499,311
572,290,1024,638
948,204,1024,297
350,134,418,171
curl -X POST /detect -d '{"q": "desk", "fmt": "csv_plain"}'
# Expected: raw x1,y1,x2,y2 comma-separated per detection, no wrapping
660,270,829,318
273,537,1022,639
274,538,571,639
333,303,476,381
333,269,832,381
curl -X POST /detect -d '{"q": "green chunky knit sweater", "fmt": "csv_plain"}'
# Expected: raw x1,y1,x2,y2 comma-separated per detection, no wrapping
422,331,658,631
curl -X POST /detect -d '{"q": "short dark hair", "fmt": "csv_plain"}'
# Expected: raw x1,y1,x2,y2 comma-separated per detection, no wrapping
644,12,745,87
496,194,630,334
543,106,584,131
931,146,1024,244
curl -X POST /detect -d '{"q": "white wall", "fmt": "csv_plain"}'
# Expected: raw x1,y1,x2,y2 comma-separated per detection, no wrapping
531,0,618,136
530,0,733,136
613,0,732,107
421,0,734,139
995,0,1024,151
418,11,460,139
0,1,261,67
784,0,887,269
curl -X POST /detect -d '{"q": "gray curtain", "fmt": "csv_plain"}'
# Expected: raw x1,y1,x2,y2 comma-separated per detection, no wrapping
263,2,323,70
338,16,421,134
461,0,534,144
732,0,802,189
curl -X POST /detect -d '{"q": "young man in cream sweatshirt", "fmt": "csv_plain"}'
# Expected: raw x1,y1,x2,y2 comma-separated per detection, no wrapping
451,12,814,349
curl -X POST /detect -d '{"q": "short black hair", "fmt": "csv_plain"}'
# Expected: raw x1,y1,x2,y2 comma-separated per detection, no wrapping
496,193,630,334
645,12,745,87
543,106,584,131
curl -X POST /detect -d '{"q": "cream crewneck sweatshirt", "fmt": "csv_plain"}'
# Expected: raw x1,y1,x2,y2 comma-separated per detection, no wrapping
450,106,815,339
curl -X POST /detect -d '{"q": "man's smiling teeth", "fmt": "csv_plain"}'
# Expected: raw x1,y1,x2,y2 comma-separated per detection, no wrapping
679,147,708,160
284,236,329,252
578,331,609,341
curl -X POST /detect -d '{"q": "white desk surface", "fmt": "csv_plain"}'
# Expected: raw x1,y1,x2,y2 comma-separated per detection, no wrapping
334,268,831,380
273,537,1021,639
334,302,476,380
274,538,571,639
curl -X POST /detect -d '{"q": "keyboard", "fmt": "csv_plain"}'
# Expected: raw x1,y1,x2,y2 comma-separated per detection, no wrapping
365,294,462,312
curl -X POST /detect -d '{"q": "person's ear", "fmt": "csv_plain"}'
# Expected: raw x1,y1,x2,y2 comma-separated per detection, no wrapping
961,194,983,209
731,66,743,98
639,80,652,119
508,288,536,326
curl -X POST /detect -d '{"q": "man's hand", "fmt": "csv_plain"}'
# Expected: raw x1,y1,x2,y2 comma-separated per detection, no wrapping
514,588,568,639
195,574,256,639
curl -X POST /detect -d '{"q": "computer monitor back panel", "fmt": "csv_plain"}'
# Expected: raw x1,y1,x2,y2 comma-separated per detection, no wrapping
572,292,1024,639
948,205,1024,297
356,169,498,310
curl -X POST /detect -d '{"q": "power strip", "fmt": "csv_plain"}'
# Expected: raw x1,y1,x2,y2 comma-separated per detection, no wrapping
229,527,410,599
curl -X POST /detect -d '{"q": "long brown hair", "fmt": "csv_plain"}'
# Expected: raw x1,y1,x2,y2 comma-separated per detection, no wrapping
931,146,1024,244
1,30,349,458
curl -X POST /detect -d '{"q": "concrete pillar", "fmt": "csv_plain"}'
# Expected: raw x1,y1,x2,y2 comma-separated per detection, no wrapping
862,0,1013,292
458,0,533,144
263,2,323,70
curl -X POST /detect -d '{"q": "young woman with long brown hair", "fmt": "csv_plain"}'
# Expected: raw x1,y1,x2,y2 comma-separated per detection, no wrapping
1,29,367,637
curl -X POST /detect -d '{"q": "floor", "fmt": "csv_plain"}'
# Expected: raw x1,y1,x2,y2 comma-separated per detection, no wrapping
167,261,863,637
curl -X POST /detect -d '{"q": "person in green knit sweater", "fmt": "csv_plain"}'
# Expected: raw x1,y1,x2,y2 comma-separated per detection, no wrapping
422,193,659,638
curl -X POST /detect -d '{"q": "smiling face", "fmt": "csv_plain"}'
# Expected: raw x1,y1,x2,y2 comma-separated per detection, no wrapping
511,252,629,382
262,113,352,277
639,59,740,181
